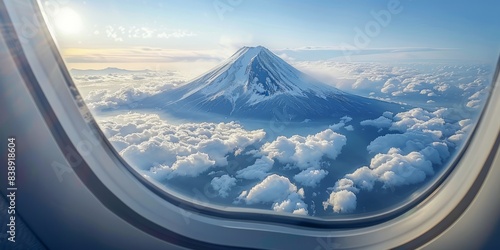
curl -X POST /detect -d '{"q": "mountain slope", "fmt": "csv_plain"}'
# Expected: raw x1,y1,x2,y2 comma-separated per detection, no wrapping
141,46,402,121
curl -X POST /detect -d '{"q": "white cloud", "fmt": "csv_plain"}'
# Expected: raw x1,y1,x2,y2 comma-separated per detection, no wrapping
360,116,393,129
85,87,157,110
390,108,444,133
366,131,441,155
353,77,379,90
236,156,274,180
289,62,491,120
272,192,308,215
381,78,400,94
369,148,434,188
261,129,347,170
101,25,196,42
82,75,179,110
240,174,298,204
99,113,266,180
293,168,329,187
434,84,450,92
383,111,393,118
157,30,196,39
169,152,216,177
239,174,308,215
466,88,489,109
345,168,375,191
211,175,237,198
329,116,353,131
323,190,357,213
324,107,471,213
447,119,473,147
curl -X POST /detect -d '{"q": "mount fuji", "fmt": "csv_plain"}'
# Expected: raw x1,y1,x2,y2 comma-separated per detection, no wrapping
142,46,402,121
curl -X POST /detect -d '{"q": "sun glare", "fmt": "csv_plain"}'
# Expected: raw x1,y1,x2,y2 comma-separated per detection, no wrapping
54,7,83,35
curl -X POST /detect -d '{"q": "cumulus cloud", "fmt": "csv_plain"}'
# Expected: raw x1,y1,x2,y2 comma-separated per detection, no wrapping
344,125,354,131
466,88,489,109
447,119,473,147
294,168,329,187
85,87,158,110
97,113,348,215
324,107,473,213
323,190,357,213
168,152,216,177
272,192,308,215
360,116,392,129
390,108,446,132
233,128,347,214
240,174,298,204
343,147,435,191
99,113,266,180
211,175,237,198
369,148,434,188
238,174,307,215
261,129,347,170
236,156,274,180
344,169,374,191
290,62,491,117
381,78,400,94
329,116,353,131
81,72,183,111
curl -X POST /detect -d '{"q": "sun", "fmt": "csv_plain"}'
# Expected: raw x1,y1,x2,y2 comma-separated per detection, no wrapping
54,7,83,35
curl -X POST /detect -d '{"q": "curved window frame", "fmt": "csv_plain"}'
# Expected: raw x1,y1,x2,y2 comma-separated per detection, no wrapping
1,0,499,248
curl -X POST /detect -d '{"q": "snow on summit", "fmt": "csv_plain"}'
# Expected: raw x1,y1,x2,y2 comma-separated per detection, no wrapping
188,46,338,102
140,46,403,120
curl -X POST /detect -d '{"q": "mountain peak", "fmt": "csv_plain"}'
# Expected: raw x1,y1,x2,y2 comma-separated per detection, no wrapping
241,45,266,51
231,45,270,60
167,45,339,107
144,46,402,120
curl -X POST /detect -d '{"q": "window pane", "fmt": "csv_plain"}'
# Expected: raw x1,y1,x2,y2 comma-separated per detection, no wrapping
41,0,499,217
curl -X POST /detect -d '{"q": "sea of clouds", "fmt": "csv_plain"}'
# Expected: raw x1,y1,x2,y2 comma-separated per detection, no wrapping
293,62,491,117
323,108,471,213
76,62,491,216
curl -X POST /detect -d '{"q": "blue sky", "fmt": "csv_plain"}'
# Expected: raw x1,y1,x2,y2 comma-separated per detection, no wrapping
46,0,500,70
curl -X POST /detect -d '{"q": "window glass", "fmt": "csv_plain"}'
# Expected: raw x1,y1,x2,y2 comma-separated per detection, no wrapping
41,0,499,217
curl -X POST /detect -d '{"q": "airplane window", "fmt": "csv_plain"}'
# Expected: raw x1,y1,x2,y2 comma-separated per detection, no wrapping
38,0,499,219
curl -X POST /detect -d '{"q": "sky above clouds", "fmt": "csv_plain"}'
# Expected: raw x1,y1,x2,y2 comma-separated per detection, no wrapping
44,0,500,71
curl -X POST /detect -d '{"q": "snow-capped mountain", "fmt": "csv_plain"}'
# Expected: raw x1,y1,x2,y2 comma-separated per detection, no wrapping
143,46,402,120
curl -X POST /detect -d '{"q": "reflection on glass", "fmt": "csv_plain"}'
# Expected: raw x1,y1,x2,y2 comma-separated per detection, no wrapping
42,0,499,217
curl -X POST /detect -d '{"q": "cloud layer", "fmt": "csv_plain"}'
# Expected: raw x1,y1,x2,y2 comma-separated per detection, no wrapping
211,175,237,198
83,62,489,216
99,113,266,180
323,108,472,213
238,174,308,215
292,62,492,117
260,129,347,170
